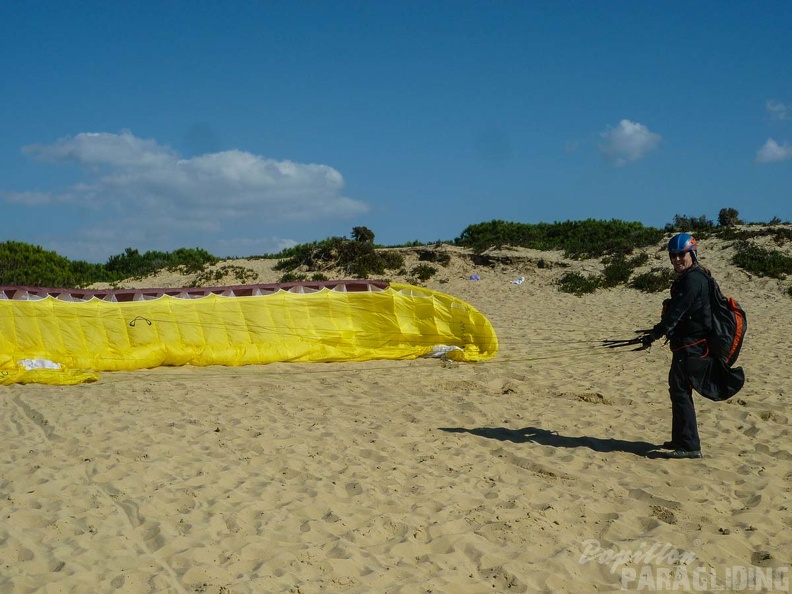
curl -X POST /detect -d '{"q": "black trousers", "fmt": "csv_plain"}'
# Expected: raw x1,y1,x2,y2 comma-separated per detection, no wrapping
668,342,705,451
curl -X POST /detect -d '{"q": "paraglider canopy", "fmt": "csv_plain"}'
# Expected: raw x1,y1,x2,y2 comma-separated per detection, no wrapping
0,280,498,385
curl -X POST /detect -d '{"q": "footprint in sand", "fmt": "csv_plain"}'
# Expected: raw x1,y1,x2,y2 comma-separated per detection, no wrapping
345,482,363,497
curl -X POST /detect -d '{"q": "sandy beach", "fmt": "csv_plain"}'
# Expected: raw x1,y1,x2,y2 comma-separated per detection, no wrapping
1,239,790,593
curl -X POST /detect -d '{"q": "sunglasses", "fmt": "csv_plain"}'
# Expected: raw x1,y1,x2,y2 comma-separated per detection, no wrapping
669,251,688,259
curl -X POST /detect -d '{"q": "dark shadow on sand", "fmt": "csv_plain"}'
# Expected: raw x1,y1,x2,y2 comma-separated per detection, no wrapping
439,426,661,457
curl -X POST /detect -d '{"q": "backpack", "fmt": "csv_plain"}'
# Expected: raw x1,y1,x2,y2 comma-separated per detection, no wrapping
699,270,747,367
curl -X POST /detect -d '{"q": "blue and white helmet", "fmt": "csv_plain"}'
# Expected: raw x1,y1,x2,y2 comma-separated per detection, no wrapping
668,233,698,261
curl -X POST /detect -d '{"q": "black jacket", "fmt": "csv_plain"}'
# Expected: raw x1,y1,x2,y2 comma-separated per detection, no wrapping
651,266,712,345
651,265,745,400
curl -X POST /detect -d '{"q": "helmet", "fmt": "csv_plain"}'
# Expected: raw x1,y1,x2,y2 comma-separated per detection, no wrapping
668,233,697,253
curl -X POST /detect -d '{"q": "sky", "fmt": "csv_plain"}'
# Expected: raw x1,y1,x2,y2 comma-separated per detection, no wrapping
2,1,791,263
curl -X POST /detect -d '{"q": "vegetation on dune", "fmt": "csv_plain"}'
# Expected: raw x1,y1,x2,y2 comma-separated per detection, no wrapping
557,272,603,296
629,268,677,293
273,226,406,282
190,264,258,287
601,253,650,288
662,208,751,235
456,211,790,296
106,247,218,278
731,243,792,279
410,263,439,283
454,219,665,258
559,256,679,296
549,209,789,295
558,252,653,296
0,241,111,287
663,213,716,235
0,242,219,288
2,210,790,296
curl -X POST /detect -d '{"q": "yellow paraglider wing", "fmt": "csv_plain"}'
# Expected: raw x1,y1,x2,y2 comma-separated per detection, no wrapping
0,281,497,385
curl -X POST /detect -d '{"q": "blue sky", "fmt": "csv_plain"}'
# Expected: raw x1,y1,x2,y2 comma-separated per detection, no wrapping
2,1,791,263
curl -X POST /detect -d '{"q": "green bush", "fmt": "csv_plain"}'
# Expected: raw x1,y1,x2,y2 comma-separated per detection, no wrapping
106,247,217,278
718,208,744,227
455,219,664,259
379,251,407,270
557,272,601,296
351,226,375,243
278,272,308,283
711,224,792,244
411,264,438,282
347,252,388,278
454,213,790,260
191,265,258,287
0,241,115,287
630,268,675,293
664,214,715,235
273,238,343,271
732,243,792,279
418,250,452,266
0,241,220,287
771,227,792,245
600,253,649,288
168,248,219,274
601,255,633,288
274,229,404,279
190,269,223,286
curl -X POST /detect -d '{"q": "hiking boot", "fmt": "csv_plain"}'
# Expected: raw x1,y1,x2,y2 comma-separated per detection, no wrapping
661,441,680,450
662,449,703,459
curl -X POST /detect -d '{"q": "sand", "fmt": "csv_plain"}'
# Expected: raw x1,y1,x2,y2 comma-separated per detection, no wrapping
1,240,790,593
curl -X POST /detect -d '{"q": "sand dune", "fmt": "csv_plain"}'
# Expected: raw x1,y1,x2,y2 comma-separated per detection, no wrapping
1,239,790,593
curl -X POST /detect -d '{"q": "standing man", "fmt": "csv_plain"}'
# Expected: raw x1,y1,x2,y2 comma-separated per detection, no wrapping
640,233,711,459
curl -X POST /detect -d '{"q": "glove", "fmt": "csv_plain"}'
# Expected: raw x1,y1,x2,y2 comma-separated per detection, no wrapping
638,333,655,347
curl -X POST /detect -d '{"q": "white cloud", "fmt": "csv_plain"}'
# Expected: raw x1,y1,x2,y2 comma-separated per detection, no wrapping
23,130,176,168
8,131,369,257
599,119,662,166
756,138,792,163
3,191,53,205
766,100,790,121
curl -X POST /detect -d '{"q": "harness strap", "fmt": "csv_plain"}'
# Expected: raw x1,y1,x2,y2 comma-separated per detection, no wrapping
671,338,709,358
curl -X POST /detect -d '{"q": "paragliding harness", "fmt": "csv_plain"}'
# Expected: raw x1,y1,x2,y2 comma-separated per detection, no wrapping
694,268,746,367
